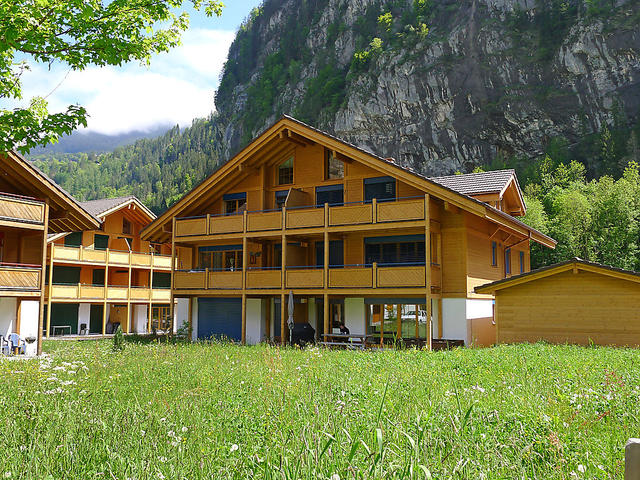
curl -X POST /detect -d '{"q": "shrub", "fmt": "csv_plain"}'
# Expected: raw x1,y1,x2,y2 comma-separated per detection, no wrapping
112,325,125,352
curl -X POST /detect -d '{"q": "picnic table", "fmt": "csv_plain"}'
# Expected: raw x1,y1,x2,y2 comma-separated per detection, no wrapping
319,333,372,350
52,325,71,336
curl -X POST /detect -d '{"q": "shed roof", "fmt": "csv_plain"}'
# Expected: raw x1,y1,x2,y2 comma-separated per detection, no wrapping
475,258,640,294
80,196,155,221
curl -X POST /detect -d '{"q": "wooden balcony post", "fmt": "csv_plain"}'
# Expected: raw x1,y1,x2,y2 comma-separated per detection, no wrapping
372,197,377,224
415,306,419,339
126,262,132,334
323,292,329,337
280,292,286,346
103,248,109,335
46,242,54,340
37,200,49,354
241,235,248,345
149,251,154,334
281,206,287,290
169,217,176,334
323,209,329,289
205,268,209,290
206,214,211,236
396,304,402,340
425,194,432,351
372,262,377,289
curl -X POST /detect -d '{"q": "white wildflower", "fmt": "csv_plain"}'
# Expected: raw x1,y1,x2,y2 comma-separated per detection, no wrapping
230,444,239,453
578,465,586,473
181,427,188,433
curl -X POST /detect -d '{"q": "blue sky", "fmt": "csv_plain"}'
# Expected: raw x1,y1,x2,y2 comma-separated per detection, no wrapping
11,1,262,135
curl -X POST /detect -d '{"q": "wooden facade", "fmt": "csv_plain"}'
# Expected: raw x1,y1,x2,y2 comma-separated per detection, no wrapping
476,259,640,347
0,151,99,354
141,116,555,346
45,197,172,337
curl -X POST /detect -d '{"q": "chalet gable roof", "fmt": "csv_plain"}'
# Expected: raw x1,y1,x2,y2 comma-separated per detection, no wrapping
80,195,155,221
430,170,516,196
475,258,640,294
140,115,555,248
1,151,100,233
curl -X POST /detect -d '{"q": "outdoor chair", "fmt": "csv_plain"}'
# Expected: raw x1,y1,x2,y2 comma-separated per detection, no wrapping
0,335,10,356
8,333,25,355
79,323,88,335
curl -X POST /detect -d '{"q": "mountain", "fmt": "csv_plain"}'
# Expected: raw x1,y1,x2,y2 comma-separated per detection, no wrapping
32,0,640,215
31,126,171,154
216,0,640,177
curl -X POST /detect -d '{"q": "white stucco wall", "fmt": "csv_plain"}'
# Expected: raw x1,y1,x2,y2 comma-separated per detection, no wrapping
190,297,198,341
246,298,265,345
466,299,494,319
307,299,317,337
0,297,16,338
77,304,91,334
133,305,148,334
442,298,467,343
344,298,365,335
431,298,440,339
175,298,189,334
20,300,39,356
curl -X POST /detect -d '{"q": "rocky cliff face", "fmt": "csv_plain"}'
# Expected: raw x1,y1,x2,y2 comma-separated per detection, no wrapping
215,0,640,175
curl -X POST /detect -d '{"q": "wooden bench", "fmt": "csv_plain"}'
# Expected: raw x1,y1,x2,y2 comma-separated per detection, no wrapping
320,333,369,350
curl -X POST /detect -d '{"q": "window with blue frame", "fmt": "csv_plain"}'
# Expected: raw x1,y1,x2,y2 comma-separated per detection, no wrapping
315,184,344,207
491,241,497,266
364,176,396,203
198,245,243,271
364,235,425,266
505,248,511,276
520,251,525,273
315,240,344,267
275,190,288,209
223,192,246,215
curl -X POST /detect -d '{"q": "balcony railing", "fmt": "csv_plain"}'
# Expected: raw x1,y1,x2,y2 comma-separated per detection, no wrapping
0,263,41,292
48,283,171,302
51,245,172,269
174,197,427,238
173,262,442,291
0,193,46,226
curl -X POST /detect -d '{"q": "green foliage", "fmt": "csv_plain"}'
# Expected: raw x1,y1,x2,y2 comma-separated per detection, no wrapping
377,12,393,32
293,63,347,125
30,116,221,214
112,325,125,352
1,340,636,478
0,0,222,153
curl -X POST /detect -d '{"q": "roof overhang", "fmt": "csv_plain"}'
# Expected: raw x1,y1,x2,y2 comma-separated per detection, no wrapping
141,116,555,248
475,258,640,294
1,151,100,233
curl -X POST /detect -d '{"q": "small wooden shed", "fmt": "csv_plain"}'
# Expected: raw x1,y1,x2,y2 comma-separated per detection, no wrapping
475,258,640,347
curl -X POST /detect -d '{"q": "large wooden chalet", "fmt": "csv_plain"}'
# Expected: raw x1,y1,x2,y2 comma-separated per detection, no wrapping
0,151,99,354
142,116,556,347
45,196,173,338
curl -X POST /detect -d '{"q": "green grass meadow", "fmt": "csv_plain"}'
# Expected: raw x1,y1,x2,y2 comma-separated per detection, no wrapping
1,340,639,479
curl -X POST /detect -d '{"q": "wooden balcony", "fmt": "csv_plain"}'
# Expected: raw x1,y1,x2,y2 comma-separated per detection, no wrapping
377,265,426,288
48,284,171,302
0,264,41,294
285,268,323,289
51,245,171,270
0,193,46,227
174,197,428,239
209,271,242,289
246,269,282,289
328,267,373,288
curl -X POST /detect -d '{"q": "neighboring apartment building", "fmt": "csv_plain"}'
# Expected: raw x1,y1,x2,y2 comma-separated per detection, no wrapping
0,151,99,354
45,196,173,337
141,116,556,346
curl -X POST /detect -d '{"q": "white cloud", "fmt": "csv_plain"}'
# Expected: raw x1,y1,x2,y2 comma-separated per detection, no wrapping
4,28,236,135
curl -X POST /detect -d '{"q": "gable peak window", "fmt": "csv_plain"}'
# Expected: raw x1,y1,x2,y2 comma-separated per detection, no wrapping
278,157,294,185
491,241,497,267
223,192,247,215
325,150,344,180
505,248,511,276
122,218,132,235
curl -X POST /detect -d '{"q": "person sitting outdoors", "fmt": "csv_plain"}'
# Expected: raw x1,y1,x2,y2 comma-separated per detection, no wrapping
339,323,350,335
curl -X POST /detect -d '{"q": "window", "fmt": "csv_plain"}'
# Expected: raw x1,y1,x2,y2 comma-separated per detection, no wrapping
365,235,425,266
92,269,105,286
325,150,344,179
223,192,247,215
315,240,344,268
491,241,497,267
64,232,82,248
94,234,109,251
275,190,288,209
505,248,511,276
198,245,243,271
315,184,344,207
122,218,132,235
520,251,525,274
364,176,396,203
278,157,294,185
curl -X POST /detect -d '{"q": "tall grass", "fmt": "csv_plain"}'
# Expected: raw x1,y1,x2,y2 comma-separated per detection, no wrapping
0,340,637,479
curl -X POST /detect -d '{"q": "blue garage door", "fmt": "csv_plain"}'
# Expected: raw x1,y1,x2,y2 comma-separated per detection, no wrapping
198,298,242,341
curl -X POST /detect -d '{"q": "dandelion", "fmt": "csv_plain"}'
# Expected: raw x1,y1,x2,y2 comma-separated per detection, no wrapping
181,426,188,433
230,444,239,453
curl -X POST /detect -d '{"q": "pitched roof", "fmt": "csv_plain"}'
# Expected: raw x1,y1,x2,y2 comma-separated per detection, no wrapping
429,170,517,196
80,196,155,220
141,115,555,248
1,151,100,233
475,258,640,294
